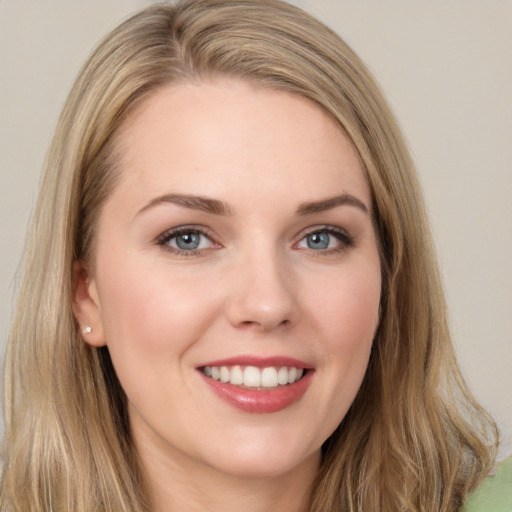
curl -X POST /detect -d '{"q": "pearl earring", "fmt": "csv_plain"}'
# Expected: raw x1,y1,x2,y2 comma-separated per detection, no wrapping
82,326,92,334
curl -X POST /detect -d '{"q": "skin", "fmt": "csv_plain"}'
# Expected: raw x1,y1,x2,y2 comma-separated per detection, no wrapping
74,78,382,512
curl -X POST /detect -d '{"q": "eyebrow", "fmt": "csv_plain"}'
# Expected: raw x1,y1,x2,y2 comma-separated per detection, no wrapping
136,192,369,218
296,194,369,216
136,193,232,217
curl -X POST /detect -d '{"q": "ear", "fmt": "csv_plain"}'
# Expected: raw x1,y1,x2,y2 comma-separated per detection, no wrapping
72,261,107,347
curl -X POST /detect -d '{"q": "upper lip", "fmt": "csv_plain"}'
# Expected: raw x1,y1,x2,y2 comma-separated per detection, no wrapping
197,355,313,369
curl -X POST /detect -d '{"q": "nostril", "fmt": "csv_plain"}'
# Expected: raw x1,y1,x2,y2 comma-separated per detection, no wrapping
239,316,291,327
225,274,300,331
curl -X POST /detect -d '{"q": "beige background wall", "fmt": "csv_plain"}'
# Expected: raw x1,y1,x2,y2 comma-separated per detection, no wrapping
1,1,511,460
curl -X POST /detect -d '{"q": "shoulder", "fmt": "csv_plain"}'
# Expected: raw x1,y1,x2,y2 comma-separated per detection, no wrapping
462,457,512,512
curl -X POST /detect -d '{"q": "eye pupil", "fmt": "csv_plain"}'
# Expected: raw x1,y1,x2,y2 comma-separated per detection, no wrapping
307,232,330,250
176,232,200,250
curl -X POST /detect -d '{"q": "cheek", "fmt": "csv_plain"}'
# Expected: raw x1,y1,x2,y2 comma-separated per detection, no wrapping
94,259,227,414
310,264,381,350
309,261,380,402
95,257,223,362
293,263,380,443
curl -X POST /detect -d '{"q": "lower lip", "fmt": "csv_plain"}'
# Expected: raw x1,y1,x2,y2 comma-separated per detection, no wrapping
200,370,313,413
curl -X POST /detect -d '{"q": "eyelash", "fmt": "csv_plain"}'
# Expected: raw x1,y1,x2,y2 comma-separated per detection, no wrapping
156,225,218,256
295,225,355,255
156,224,355,256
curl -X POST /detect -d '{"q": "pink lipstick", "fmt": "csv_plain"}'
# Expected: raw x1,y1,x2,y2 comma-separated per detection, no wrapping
197,355,313,413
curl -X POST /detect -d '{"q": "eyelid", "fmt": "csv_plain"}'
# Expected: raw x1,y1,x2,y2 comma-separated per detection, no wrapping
293,224,355,252
156,224,207,242
155,223,355,257
156,224,220,255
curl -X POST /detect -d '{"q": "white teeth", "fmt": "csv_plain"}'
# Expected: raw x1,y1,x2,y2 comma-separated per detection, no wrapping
244,366,261,387
277,367,289,385
202,365,305,388
261,367,278,387
230,365,243,385
220,366,230,383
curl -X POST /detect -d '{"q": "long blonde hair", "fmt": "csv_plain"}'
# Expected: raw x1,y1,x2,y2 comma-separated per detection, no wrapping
1,1,498,511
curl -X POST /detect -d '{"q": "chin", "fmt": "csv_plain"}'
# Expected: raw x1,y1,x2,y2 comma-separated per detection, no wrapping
198,437,321,480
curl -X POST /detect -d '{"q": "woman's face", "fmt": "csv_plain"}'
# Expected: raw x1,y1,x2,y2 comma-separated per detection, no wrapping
78,78,381,480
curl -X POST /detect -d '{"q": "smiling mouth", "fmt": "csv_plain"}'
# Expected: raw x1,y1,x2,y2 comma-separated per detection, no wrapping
201,365,305,389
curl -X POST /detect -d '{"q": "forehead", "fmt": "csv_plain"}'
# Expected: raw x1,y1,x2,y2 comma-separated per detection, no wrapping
110,77,370,210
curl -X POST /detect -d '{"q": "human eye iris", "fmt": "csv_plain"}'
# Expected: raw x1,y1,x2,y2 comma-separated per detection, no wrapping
157,227,214,254
173,231,203,250
305,231,332,250
297,227,354,252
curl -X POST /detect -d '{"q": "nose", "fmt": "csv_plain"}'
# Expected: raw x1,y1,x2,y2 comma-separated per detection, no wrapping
225,249,300,332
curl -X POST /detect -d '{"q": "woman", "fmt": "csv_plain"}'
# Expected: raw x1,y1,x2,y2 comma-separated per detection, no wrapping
1,0,506,511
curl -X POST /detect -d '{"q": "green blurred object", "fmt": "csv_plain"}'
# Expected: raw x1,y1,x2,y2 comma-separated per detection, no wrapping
463,457,512,511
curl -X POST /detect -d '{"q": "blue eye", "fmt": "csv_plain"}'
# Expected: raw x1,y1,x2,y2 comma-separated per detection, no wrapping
305,232,331,250
158,227,214,254
297,227,353,252
174,232,202,250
